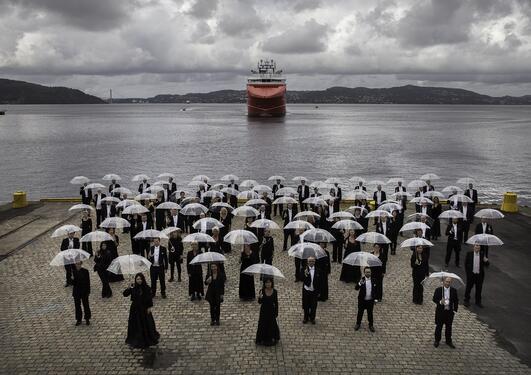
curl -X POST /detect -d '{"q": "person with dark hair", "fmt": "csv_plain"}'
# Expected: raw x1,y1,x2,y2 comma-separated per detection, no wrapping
411,245,428,304
256,278,280,346
433,277,459,348
205,263,226,326
239,245,257,301
445,218,463,267
354,267,376,332
93,242,112,298
187,242,204,300
147,237,168,299
430,197,442,240
259,229,274,265
123,273,160,348
302,256,321,324
340,230,360,283
72,261,91,326
80,210,93,256
464,244,488,308
389,210,400,255
60,231,80,287
219,207,232,253
371,243,386,302
168,229,183,282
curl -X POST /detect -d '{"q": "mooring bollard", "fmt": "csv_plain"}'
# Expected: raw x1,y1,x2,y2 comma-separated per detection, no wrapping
500,192,518,213
12,191,28,208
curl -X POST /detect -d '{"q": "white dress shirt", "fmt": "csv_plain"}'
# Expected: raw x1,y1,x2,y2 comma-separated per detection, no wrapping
172,215,179,227
443,287,451,309
304,267,315,291
376,191,382,204
287,209,292,221
142,221,147,231
96,194,102,209
462,206,468,221
153,246,160,266
482,222,487,233
421,206,428,215
68,238,74,249
365,278,372,300
452,223,458,240
473,252,480,274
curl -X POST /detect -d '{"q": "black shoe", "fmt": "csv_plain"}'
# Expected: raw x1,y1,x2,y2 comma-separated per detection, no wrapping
210,321,215,326
75,321,82,326
311,320,315,325
215,321,220,326
464,300,470,307
303,319,308,324
197,295,202,300
369,326,375,332
168,278,174,282
476,303,484,308
354,324,360,331
178,277,181,282
86,320,90,326
191,295,196,301
434,341,439,348
161,293,167,299
446,342,456,349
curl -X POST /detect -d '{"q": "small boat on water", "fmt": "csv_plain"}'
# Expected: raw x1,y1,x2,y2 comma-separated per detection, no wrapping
247,59,286,117
0,110,5,115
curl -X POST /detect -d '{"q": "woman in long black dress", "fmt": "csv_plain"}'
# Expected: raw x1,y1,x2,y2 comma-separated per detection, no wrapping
255,278,280,346
80,210,92,256
123,273,160,348
317,243,331,301
205,263,226,325
430,197,442,240
187,242,204,300
93,242,112,298
371,243,387,302
219,208,232,253
239,245,257,300
168,229,183,282
106,228,124,282
244,216,260,262
340,230,360,283
411,245,428,304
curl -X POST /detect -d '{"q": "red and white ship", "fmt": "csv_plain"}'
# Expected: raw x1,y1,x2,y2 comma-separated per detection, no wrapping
247,59,286,117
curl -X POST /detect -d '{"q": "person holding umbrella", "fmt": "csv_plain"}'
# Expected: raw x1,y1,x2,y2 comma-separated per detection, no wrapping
317,243,331,302
205,263,226,325
72,261,91,326
302,256,321,324
80,182,92,205
147,237,168,299
464,244,488,308
445,217,463,267
123,273,160,348
168,229,183,282
187,241,204,300
239,244,257,300
93,242,112,298
256,278,280,346
432,277,459,348
272,179,284,216
354,267,376,332
297,179,310,210
259,229,274,265
80,210,93,256
60,231,80,287
474,216,494,264
371,243,386,302
411,245,428,304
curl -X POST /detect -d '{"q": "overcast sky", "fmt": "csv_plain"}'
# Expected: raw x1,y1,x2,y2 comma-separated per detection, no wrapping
1,0,531,98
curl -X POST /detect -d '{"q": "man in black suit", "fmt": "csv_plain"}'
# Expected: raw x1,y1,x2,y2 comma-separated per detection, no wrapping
167,208,182,229
445,218,463,267
418,201,431,217
61,232,80,286
459,202,474,243
464,183,478,212
464,244,488,308
102,201,116,221
272,179,284,216
354,181,367,191
354,267,376,332
282,203,297,251
136,214,153,257
168,177,177,194
138,179,150,193
298,179,310,210
72,261,91,326
475,217,494,262
302,256,321,324
333,183,342,207
423,180,435,193
93,189,106,226
227,179,239,208
108,179,121,198
261,192,273,218
147,237,169,298
373,184,386,209
80,183,92,205
433,277,459,348
395,182,407,213
376,214,391,256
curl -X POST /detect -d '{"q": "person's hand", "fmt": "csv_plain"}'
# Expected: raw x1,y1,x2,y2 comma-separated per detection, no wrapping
147,307,152,314
207,276,212,283
440,299,445,305
259,289,263,297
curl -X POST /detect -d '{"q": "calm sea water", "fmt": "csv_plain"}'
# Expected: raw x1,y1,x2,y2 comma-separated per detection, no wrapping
0,103,530,205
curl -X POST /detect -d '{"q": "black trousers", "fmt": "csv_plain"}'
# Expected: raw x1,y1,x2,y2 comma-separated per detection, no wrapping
137,240,150,258
445,239,461,266
96,270,112,297
412,275,424,304
332,242,342,262
294,258,303,281
169,259,182,280
150,266,166,296
96,209,103,226
465,273,484,304
356,299,374,326
435,311,454,343
273,203,283,216
462,221,471,243
283,229,293,251
64,264,73,284
74,295,91,321
302,289,318,321
209,301,221,322
261,256,273,265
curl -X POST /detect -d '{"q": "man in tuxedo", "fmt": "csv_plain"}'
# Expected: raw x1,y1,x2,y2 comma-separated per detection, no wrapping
475,217,494,262
261,192,273,218
102,201,116,221
395,182,407,213
93,189,106,226
148,237,168,298
80,183,92,205
423,180,435,193
445,218,463,267
108,179,121,198
354,267,376,332
464,244,488,308
354,181,367,191
257,204,270,220
433,277,458,348
138,179,150,193
298,179,310,210
136,214,153,257
302,256,321,324
168,177,177,194
464,183,478,212
168,208,182,229
282,203,297,251
61,232,80,286
72,261,91,326
459,202,475,243
333,182,342,207
376,214,392,257
272,179,284,216
373,184,386,208
227,179,239,208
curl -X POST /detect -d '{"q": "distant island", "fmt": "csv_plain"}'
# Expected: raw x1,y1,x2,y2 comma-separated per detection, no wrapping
0,79,105,104
2,78,531,105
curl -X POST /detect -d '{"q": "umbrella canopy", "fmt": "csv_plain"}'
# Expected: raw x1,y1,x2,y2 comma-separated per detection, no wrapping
268,175,286,181
180,203,209,216
152,180,170,186
117,199,141,209
442,185,464,194
346,206,369,215
50,249,90,266
237,190,260,200
406,213,434,225
294,211,320,220
283,220,315,230
224,229,258,245
423,191,445,199
349,176,366,184
107,254,152,275
135,193,157,201
438,210,465,220
368,180,386,186
407,179,428,189
288,243,327,259
157,172,175,180
420,173,440,181
474,209,505,219
80,231,114,242
240,179,258,188
122,205,149,215
203,190,225,199
51,225,81,238
156,202,182,210
273,196,298,205
325,177,343,185
300,228,335,243
192,175,210,182
182,233,216,243
311,180,332,190
221,187,240,196
101,196,121,204
466,234,503,246
111,187,132,196
378,202,402,213
457,177,475,185
193,217,224,231
275,187,298,197
422,272,465,289
188,180,208,189
242,264,285,279
85,183,105,191
448,194,474,203
220,174,239,181
399,222,431,232
410,197,434,205
390,191,413,200
292,176,308,183
365,209,393,218
70,176,90,185
211,183,225,191
209,202,234,212
102,174,121,181
253,185,273,194
190,252,226,265
232,206,259,217
329,211,355,220
162,226,181,236
134,229,168,240
100,217,131,229
342,251,383,267
387,177,404,184
344,191,370,200
250,219,281,229
245,198,269,207
68,204,95,213
145,185,164,194
132,174,151,182
356,232,391,244
400,238,434,248
332,219,364,231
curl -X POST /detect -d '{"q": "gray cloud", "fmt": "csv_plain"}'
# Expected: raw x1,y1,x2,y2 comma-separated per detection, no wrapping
186,0,218,19
261,19,329,54
217,1,268,37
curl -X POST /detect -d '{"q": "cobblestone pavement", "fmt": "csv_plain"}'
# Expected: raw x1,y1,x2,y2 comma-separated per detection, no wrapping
0,205,529,374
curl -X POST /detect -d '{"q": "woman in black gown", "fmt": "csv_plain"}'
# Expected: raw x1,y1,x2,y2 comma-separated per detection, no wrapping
106,228,124,282
123,273,160,348
205,263,226,325
340,230,360,283
80,210,92,256
430,197,442,240
219,208,232,253
255,278,280,346
93,242,112,298
371,243,386,302
239,245,257,300
187,242,204,300
168,229,183,282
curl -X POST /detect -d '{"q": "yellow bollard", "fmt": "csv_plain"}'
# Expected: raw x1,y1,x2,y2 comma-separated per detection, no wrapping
500,192,518,213
12,191,28,208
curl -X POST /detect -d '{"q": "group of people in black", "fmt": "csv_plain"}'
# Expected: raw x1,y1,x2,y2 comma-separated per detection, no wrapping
64,175,489,349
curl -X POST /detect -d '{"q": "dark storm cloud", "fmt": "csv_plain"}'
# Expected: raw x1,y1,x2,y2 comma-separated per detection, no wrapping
186,0,219,19
261,19,329,54
217,1,269,37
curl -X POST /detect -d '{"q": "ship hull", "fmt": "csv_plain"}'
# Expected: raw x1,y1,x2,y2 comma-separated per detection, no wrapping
247,84,286,117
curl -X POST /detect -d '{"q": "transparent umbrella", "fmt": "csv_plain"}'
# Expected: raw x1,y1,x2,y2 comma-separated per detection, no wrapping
300,228,335,243
242,264,285,279
346,206,369,215
224,229,258,245
406,213,434,225
294,211,320,220
466,234,503,246
400,238,434,248
232,206,259,217
438,210,465,220
288,243,327,259
107,255,152,275
122,205,149,215
344,191,370,200
50,249,91,266
251,219,280,229
145,185,164,194
303,197,327,206
268,175,285,181
276,187,298,196
448,194,474,203
273,196,298,205
311,180,332,190
474,209,504,220
132,174,150,182
203,190,225,199
101,196,121,204
70,176,90,185
51,225,81,238
183,233,216,243
342,252,382,267
240,179,259,189
157,172,175,180
245,198,269,207
209,202,234,212
368,180,386,186
457,177,475,185
408,180,427,189
399,222,431,233
100,217,131,229
325,177,343,185
349,176,366,184
410,197,434,205
390,191,413,200
238,190,260,200
329,211,355,220
193,218,224,231
420,173,440,181
292,176,308,183
85,183,105,191
356,232,391,244
283,220,315,230
68,204,95,213
423,191,445,199
332,220,364,231
80,231,113,243
117,199,140,209
188,180,208,189
156,202,182,210
102,174,121,181
135,193,157,201
442,185,464,194
192,175,210,182
221,187,240,196
253,185,273,194
387,177,404,184
111,187,132,196
134,229,169,240
180,203,208,216
211,183,225,191
422,272,465,289
220,174,239,181
365,210,393,218
190,252,226,265
378,202,402,213
162,226,182,236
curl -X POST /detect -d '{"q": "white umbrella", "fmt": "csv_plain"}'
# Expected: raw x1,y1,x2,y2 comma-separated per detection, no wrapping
117,199,140,209
211,183,225,191
438,210,465,220
232,206,259,217
245,198,269,206
442,185,464,194
422,272,465,289
344,191,370,200
406,212,434,225
80,231,113,243
111,187,132,196
156,202,182,210
188,180,208,189
50,249,91,266
273,196,298,205
221,187,239,196
311,180,332,189
457,177,475,185
224,230,258,245
84,183,105,191
420,173,440,181
162,226,182,236
210,202,234,212
182,233,216,243
242,264,285,279
346,206,369,215
448,194,474,203
135,193,157,201
51,225,81,238
332,220,364,231
157,172,175,180
190,252,226,265
122,205,149,215
390,191,413,199
68,204,94,213
474,209,504,219
275,187,298,197
399,222,431,232
203,190,225,199
253,185,273,194
193,218,224,231
408,180,427,189
107,255,152,275
238,190,260,200
192,175,210,182
180,203,208,216
102,174,121,181
300,228,335,243
240,179,258,188
294,211,320,220
268,175,286,181
251,219,281,229
400,238,434,248
145,185,164,194
100,217,131,229
70,176,90,185
101,196,121,204
410,197,434,205
325,177,343,184
378,202,402,212
132,174,150,182
220,174,239,181
365,210,393,218
283,220,315,230
134,229,168,240
342,252,382,267
288,243,327,259
349,176,366,184
329,211,355,220
466,234,503,246
292,176,308,183
423,191,445,199
387,177,404,184
368,180,386,186
153,180,170,186
356,232,391,244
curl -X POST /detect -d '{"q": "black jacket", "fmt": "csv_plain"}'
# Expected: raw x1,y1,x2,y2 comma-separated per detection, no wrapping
475,222,493,235
298,185,310,201
445,223,463,243
464,189,478,204
465,250,487,277
355,277,377,302
373,190,387,205
72,267,90,297
282,207,298,226
147,246,169,271
303,266,321,292
433,287,458,320
61,237,80,251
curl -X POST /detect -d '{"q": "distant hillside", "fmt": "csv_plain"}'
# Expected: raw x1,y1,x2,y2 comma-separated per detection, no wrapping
114,85,531,105
0,79,105,104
